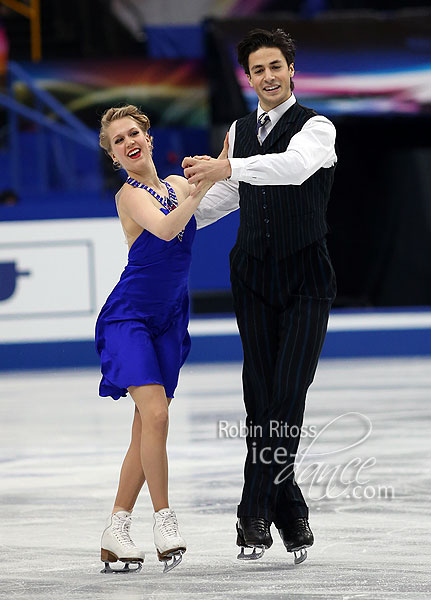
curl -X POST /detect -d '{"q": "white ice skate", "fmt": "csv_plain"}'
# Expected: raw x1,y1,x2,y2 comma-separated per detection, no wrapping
153,508,186,573
100,510,145,574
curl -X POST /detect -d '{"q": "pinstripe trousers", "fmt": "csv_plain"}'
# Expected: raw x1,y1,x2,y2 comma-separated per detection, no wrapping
230,238,336,528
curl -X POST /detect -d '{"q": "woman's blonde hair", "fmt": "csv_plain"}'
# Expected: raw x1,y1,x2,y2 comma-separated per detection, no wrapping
99,105,153,154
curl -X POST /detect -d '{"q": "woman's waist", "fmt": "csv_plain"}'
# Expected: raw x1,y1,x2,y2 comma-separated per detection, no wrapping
110,271,189,302
119,262,191,287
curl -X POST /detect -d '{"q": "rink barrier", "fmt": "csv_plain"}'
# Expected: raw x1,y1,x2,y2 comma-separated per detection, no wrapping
0,310,430,371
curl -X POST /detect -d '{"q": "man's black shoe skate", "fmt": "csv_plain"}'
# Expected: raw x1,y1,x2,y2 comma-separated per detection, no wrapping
236,517,273,560
278,517,314,565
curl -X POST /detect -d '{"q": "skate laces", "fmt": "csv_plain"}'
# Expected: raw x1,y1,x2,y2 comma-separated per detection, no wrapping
246,517,269,534
112,514,137,548
157,510,179,538
295,518,309,531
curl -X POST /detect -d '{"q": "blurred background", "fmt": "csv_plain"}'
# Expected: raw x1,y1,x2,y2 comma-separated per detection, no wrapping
0,0,430,369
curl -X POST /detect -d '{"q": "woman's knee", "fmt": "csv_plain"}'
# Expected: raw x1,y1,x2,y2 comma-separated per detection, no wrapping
129,385,169,432
139,405,168,433
150,407,169,428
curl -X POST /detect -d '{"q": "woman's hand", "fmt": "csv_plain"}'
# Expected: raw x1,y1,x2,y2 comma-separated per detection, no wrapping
217,131,229,160
188,178,213,202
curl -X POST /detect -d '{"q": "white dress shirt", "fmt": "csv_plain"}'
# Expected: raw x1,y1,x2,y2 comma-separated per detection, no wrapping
194,94,337,229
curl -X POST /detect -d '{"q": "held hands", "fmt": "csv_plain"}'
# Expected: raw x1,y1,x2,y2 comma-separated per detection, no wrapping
182,132,231,195
188,178,213,202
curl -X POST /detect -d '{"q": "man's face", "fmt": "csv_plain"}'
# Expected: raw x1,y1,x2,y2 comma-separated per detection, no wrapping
247,46,294,111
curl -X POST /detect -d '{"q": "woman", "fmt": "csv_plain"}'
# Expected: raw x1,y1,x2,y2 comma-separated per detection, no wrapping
96,105,219,574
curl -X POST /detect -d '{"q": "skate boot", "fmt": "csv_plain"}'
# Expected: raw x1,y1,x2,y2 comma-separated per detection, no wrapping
100,510,145,573
236,517,273,560
153,508,186,573
278,517,314,565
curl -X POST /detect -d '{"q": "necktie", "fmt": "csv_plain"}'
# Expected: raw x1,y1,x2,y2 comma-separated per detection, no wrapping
256,112,270,143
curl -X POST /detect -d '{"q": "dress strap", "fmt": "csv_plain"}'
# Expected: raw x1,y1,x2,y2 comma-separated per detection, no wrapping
160,179,178,206
126,176,178,211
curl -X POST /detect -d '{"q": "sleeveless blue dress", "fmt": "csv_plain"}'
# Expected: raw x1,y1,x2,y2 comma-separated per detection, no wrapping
95,179,196,400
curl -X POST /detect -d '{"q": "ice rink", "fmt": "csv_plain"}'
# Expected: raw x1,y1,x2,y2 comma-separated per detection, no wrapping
0,358,430,599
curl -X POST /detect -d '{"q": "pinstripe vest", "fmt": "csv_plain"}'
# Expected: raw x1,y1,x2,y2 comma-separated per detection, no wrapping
233,102,335,259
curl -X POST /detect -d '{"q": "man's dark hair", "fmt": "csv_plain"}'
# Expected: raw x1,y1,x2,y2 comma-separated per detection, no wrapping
237,28,296,90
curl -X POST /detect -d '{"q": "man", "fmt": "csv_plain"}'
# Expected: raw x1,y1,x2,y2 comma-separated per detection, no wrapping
183,28,337,564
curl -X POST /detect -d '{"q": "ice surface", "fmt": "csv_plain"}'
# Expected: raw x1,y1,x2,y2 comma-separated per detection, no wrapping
0,358,430,599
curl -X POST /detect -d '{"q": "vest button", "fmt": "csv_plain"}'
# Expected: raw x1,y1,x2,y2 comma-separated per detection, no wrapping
266,233,270,238
264,218,269,224
263,204,267,209
262,190,266,195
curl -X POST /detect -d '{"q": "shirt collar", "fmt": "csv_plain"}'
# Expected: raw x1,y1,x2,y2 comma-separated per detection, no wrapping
257,93,296,127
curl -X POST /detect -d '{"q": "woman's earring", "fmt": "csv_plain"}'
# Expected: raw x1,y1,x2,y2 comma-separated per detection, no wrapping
112,160,120,169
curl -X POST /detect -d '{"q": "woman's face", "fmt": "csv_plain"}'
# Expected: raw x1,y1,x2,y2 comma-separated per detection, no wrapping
108,117,152,170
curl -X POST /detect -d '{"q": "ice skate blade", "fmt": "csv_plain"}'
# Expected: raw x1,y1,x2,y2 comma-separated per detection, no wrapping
293,548,307,565
100,561,143,574
157,549,185,574
283,544,309,565
237,546,265,560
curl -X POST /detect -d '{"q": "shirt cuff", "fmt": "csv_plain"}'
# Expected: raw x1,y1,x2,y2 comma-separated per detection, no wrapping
228,158,246,183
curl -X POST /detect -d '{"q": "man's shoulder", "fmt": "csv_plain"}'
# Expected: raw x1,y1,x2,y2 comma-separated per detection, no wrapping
294,102,336,127
289,102,320,123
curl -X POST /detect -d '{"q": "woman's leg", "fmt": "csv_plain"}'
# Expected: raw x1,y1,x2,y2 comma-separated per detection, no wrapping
112,395,172,514
112,405,146,513
128,384,170,513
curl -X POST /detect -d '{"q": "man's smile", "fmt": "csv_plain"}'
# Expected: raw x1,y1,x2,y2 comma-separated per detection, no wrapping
263,84,281,92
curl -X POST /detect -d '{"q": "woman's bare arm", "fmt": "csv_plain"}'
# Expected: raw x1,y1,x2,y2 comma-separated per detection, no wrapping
118,178,212,242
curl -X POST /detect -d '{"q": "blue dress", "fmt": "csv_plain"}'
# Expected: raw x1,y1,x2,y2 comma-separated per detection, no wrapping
95,179,196,400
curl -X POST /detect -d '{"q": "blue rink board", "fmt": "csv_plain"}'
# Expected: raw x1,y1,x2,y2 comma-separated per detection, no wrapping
0,325,430,371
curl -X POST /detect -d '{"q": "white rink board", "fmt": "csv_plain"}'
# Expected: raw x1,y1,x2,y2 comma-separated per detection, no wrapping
0,218,127,343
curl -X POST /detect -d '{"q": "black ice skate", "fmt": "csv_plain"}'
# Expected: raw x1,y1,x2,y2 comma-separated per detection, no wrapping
236,517,273,560
278,517,314,565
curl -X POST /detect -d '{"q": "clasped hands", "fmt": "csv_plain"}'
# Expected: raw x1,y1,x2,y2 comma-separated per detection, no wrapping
182,132,231,195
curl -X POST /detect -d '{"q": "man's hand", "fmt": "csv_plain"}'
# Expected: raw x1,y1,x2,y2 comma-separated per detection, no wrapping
182,157,231,190
181,132,231,194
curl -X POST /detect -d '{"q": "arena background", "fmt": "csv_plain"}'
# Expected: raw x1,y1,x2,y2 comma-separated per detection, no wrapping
0,0,430,366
